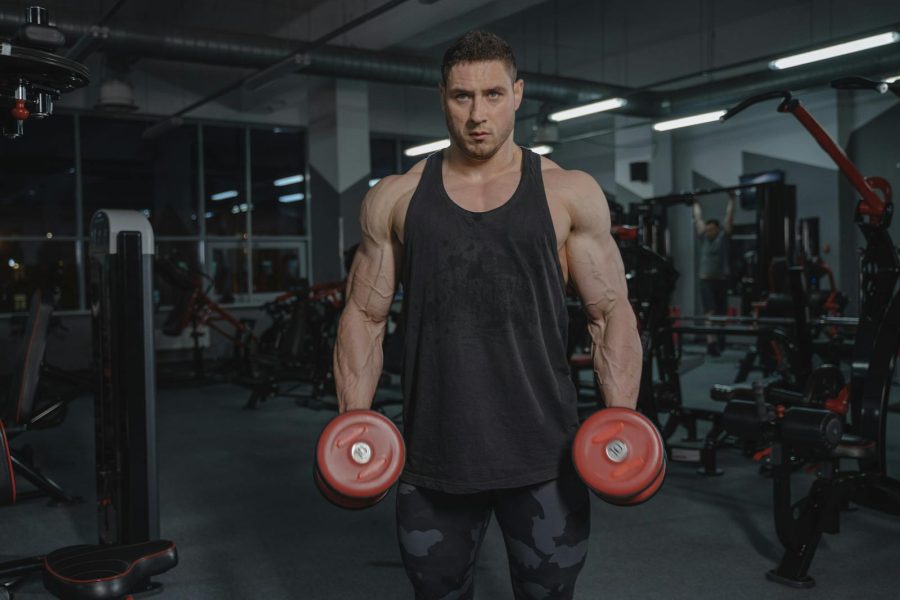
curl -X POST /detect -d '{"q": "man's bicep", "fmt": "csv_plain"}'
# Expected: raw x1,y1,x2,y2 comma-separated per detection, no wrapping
346,189,399,321
564,175,627,315
567,229,628,320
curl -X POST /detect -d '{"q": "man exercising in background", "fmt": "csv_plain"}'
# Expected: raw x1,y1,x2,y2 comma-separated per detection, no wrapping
693,194,735,356
333,30,642,599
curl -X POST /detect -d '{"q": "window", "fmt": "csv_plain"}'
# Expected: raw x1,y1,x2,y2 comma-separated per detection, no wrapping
0,115,76,237
155,241,201,309
252,244,308,294
250,128,307,236
207,243,249,303
1,115,313,315
370,137,399,181
80,117,199,236
0,241,78,312
204,126,247,238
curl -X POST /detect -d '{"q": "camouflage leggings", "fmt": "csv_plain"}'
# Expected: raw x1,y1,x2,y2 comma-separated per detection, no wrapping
396,470,590,600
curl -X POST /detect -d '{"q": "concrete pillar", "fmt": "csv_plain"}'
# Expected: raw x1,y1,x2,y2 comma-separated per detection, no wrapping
308,79,371,283
652,129,696,314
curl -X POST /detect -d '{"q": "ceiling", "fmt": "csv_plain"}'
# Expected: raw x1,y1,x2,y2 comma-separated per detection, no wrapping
1,0,899,127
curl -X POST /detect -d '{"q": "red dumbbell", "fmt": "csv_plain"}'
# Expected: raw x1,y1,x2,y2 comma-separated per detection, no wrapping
314,410,405,510
572,407,666,506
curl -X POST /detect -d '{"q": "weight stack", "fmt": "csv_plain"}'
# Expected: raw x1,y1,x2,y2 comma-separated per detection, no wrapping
89,210,159,545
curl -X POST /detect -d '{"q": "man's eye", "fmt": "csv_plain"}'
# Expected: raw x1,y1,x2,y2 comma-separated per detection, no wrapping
489,91,500,98
456,94,469,101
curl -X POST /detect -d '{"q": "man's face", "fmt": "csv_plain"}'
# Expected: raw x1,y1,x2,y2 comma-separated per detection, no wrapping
441,60,523,161
705,222,720,240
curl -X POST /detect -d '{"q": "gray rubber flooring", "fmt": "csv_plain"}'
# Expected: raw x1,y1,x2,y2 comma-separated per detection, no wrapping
2,346,899,599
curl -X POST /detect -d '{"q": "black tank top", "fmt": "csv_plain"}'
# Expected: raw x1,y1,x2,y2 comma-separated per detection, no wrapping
399,148,579,493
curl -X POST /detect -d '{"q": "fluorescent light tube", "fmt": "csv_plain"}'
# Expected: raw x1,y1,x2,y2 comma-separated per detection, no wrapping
548,98,627,122
770,32,900,70
404,139,451,157
273,174,305,187
653,110,726,132
278,193,305,203
211,190,239,201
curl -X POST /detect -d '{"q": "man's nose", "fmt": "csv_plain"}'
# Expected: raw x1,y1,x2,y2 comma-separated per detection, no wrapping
469,97,487,124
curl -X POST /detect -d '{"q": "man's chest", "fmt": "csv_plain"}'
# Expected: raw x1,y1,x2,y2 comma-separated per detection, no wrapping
392,173,573,252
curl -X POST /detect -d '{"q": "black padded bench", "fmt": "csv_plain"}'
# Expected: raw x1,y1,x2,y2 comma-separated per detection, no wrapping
715,380,876,461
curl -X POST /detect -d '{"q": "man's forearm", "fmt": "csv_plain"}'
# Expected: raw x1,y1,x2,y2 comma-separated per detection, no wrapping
588,308,643,409
692,202,704,235
333,307,387,412
724,196,736,232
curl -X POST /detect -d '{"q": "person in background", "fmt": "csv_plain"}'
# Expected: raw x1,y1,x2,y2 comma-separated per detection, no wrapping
693,192,735,356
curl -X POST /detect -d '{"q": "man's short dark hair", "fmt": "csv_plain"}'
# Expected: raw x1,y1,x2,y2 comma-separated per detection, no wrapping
441,30,517,86
706,219,721,228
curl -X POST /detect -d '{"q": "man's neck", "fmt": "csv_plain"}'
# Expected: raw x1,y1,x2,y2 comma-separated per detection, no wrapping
444,139,521,180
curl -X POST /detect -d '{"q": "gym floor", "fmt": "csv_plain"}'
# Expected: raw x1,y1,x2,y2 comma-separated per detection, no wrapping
3,346,899,599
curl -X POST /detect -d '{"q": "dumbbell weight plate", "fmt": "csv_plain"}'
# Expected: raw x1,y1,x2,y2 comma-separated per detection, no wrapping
315,410,405,502
313,462,389,509
572,408,664,501
602,454,667,506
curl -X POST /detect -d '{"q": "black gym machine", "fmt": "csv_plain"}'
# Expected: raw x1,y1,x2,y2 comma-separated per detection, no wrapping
617,180,813,476
718,79,900,588
236,280,346,410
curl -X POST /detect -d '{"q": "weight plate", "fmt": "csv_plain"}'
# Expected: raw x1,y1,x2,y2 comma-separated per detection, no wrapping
0,43,90,95
572,408,664,501
603,454,667,506
313,462,388,510
316,410,405,500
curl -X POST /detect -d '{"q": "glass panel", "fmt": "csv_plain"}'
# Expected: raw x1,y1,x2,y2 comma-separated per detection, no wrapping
204,126,247,237
0,241,78,312
0,115,76,236
370,137,398,179
148,126,199,236
207,244,248,303
249,128,306,236
81,117,199,236
252,245,308,293
155,241,201,309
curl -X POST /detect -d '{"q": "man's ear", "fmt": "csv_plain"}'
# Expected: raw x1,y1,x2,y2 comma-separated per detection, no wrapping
438,83,446,114
513,78,524,110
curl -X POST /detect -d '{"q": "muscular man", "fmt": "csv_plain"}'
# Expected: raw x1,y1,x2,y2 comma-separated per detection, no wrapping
333,30,642,600
692,194,735,356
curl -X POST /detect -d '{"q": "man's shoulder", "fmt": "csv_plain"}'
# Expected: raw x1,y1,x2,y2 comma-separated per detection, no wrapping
540,157,601,192
364,158,429,235
377,158,427,194
368,158,428,208
539,156,605,206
